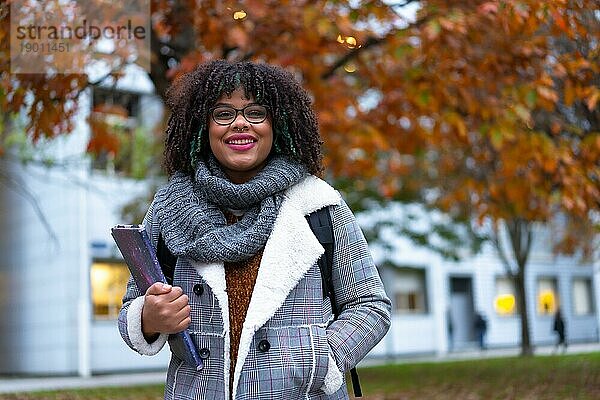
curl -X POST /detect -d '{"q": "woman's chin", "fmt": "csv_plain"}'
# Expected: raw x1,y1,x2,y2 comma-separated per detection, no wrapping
222,162,265,183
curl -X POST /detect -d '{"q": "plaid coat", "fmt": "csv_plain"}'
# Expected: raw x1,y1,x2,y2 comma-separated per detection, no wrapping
118,176,391,400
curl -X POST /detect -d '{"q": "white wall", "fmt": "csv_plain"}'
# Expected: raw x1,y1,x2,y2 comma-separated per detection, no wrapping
86,174,171,373
0,160,87,374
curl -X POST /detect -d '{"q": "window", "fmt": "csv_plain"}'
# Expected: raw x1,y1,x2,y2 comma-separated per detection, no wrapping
572,278,594,316
90,88,141,175
91,261,130,319
494,277,517,316
391,268,428,314
537,277,558,315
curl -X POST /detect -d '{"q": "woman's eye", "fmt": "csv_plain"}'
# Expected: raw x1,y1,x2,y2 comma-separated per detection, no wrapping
215,110,234,119
246,108,266,118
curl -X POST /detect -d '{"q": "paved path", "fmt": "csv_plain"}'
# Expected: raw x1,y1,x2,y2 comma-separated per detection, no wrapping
0,371,166,394
0,343,598,394
361,341,600,366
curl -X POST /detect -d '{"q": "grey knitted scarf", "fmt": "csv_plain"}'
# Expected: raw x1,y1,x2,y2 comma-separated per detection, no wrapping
153,155,307,263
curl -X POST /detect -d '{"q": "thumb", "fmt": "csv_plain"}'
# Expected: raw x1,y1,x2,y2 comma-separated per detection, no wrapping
146,282,172,296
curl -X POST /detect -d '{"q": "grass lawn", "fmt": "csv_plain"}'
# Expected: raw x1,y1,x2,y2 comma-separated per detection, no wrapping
1,353,598,399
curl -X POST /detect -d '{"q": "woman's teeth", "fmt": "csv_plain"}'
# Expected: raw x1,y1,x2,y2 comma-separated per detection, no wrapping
228,139,255,144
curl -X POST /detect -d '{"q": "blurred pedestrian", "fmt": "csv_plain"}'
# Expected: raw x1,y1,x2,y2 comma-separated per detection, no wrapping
553,308,567,354
118,60,391,399
447,308,454,352
474,312,488,350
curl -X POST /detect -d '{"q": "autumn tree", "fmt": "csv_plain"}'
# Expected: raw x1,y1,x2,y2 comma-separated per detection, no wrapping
344,0,599,355
1,0,598,356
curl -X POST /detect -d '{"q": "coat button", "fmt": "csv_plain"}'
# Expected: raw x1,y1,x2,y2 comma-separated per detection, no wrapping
199,348,210,359
193,284,204,296
257,339,271,353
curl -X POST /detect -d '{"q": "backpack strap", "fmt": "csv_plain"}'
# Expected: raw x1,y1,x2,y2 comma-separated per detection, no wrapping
157,234,177,285
306,207,363,398
307,208,334,301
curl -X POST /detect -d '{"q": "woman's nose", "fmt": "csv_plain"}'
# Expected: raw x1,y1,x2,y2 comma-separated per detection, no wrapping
231,111,248,128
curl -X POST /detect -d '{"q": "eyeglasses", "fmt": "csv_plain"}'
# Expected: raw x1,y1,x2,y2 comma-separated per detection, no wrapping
210,104,269,125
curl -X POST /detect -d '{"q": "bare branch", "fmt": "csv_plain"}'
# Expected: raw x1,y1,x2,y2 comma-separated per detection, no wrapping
491,221,517,278
507,218,533,269
70,62,128,104
386,0,420,7
2,155,113,197
0,168,59,250
321,36,385,80
320,11,432,80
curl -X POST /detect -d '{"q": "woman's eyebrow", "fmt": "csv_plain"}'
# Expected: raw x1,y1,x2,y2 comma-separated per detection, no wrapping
213,101,259,107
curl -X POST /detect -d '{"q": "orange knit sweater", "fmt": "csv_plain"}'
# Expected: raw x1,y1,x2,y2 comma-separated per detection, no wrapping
223,211,262,394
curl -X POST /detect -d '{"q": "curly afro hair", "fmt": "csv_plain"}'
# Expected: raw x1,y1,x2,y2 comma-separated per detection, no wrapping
163,60,323,177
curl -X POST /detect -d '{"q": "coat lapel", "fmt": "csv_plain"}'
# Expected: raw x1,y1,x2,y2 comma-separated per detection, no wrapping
232,176,341,396
191,261,231,399
192,176,341,399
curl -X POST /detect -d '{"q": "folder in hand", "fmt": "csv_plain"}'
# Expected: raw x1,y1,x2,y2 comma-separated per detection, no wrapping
111,224,203,371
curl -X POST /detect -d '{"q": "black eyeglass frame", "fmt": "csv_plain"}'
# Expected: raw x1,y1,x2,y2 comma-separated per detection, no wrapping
210,104,270,126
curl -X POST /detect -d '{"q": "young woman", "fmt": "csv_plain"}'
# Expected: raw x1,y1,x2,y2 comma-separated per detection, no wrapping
118,60,391,400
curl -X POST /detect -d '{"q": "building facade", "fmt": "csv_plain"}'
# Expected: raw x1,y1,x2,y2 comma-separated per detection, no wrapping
365,207,600,358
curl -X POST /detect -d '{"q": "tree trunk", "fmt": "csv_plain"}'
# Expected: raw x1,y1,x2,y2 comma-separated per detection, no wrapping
506,218,534,356
514,265,533,355
494,218,534,356
148,2,196,100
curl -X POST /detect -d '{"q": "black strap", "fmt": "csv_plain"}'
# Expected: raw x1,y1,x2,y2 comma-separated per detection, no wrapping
307,208,334,300
157,234,177,285
306,207,362,398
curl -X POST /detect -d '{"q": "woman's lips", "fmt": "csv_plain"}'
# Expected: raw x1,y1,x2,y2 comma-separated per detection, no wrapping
224,134,257,151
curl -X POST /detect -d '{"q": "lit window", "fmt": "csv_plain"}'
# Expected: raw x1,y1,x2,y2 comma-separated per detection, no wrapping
392,268,428,314
537,278,558,315
572,279,594,316
91,261,130,319
494,277,517,316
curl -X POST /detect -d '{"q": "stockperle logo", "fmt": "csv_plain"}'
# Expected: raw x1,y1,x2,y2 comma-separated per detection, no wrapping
10,0,150,74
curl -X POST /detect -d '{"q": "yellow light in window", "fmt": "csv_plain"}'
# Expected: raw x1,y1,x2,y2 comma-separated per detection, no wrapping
233,10,247,20
538,290,556,314
336,35,345,44
91,262,129,319
495,294,516,315
91,264,112,304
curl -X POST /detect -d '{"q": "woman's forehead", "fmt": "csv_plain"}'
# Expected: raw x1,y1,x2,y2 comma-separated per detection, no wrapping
215,87,255,102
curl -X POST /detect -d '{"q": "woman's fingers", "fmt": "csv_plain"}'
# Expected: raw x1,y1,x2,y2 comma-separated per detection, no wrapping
146,282,172,296
142,285,190,334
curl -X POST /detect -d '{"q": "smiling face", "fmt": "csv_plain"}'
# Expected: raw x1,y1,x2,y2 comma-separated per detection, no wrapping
208,88,274,183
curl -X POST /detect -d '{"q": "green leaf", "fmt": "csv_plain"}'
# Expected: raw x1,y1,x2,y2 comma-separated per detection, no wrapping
394,44,414,59
490,127,503,149
525,89,537,108
427,19,442,38
417,90,431,107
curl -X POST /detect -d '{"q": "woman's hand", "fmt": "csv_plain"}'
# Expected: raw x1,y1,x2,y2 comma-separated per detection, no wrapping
142,282,191,339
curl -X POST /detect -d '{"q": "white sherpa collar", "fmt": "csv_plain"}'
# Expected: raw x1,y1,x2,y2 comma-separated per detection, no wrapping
231,175,341,397
193,176,340,399
282,175,342,215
